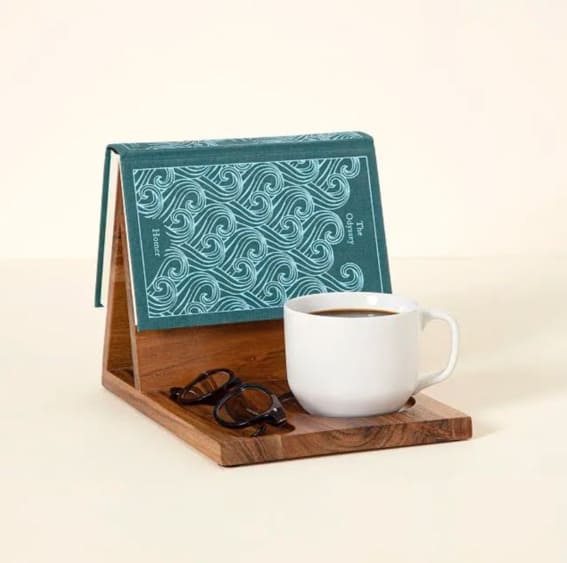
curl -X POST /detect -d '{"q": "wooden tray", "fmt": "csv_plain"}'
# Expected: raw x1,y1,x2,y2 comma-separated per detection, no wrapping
102,183,472,466
103,368,472,466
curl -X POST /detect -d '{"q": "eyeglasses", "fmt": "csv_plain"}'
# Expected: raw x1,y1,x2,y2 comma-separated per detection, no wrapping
170,368,288,435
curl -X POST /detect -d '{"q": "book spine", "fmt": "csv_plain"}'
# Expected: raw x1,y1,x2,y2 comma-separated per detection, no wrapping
94,146,113,307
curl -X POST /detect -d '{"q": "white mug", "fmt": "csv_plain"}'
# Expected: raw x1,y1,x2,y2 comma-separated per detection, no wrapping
283,292,459,417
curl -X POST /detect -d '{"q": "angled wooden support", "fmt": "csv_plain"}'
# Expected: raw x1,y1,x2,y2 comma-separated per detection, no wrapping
102,183,472,466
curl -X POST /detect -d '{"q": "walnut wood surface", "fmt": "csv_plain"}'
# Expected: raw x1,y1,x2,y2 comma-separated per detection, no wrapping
103,368,472,466
102,179,133,374
102,175,472,466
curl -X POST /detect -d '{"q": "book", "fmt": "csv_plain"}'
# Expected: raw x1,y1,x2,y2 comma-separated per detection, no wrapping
95,132,391,331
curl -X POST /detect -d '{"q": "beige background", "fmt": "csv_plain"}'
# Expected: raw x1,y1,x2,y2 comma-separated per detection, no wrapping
1,2,567,563
1,0,566,259
2,257,566,563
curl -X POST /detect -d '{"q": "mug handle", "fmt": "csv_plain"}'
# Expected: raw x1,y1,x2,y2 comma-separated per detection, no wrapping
414,308,459,394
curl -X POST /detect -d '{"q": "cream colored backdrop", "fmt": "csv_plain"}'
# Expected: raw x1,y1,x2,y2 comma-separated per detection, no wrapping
1,0,565,258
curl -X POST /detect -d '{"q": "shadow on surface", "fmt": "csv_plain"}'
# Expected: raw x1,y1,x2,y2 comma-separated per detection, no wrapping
391,258,567,417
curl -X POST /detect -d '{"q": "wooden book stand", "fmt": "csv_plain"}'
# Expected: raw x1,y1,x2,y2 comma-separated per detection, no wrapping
102,187,472,466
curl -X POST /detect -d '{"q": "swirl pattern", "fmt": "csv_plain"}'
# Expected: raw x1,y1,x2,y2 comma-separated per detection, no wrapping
133,157,367,318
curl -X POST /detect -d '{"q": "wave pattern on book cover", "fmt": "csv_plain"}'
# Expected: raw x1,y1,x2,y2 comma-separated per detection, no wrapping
133,157,365,318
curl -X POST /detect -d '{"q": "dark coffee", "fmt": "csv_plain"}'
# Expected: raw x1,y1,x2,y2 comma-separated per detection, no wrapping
310,308,397,318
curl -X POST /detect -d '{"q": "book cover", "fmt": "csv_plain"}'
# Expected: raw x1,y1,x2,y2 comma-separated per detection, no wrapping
95,132,391,331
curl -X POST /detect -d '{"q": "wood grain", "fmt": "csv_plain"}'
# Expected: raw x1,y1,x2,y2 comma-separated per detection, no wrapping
103,368,472,466
102,179,132,374
102,173,472,466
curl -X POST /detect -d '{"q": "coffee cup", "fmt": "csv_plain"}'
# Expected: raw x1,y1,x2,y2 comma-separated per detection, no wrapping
283,291,459,417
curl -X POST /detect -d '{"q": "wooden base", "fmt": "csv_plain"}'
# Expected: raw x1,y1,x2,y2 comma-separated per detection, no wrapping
102,175,472,467
103,367,472,466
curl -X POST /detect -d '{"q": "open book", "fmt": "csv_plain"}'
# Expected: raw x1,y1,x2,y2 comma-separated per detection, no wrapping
95,132,391,331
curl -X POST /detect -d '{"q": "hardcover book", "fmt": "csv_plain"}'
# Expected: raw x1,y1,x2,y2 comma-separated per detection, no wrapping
95,132,391,331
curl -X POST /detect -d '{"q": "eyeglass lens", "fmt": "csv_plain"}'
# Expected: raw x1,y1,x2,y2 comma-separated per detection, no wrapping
216,387,274,425
183,369,233,400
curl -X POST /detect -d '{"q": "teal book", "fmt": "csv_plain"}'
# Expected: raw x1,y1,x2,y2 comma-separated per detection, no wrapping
95,132,391,331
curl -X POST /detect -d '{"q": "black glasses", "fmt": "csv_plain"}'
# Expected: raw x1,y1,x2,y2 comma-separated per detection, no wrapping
170,368,288,434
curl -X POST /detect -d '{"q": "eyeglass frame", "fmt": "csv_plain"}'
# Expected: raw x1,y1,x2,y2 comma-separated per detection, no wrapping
169,368,288,430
